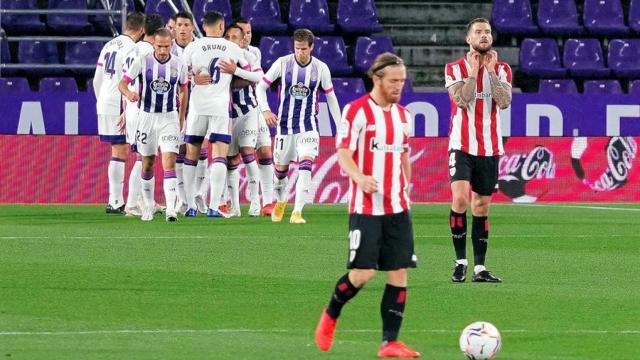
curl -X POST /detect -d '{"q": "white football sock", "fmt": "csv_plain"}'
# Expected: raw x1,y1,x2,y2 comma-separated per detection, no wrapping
163,173,177,215
227,167,240,211
126,159,142,207
293,169,311,213
208,160,227,209
259,162,274,206
182,159,198,210
175,161,186,206
196,159,207,197
474,265,486,274
141,173,154,211
108,157,125,208
456,259,469,266
274,176,289,203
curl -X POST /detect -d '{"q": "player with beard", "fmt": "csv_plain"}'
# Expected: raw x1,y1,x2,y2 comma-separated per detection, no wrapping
445,18,512,283
314,53,419,358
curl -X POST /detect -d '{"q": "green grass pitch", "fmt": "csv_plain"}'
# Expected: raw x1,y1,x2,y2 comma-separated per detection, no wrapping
0,203,638,359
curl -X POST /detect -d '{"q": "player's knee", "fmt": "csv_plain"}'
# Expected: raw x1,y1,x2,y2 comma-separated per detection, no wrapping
349,269,376,287
452,195,468,211
257,146,272,158
298,159,313,172
386,269,408,287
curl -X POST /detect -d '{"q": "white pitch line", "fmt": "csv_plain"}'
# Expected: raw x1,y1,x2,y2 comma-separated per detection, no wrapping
0,328,637,337
502,203,640,212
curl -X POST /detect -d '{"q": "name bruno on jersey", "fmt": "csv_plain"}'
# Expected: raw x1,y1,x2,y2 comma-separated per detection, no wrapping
200,43,227,52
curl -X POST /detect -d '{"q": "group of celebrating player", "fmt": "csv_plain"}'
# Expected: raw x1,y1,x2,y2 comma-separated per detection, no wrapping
94,11,510,358
94,11,335,224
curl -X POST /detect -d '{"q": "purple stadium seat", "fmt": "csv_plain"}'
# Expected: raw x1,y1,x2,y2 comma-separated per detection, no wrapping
332,77,366,94
631,0,640,33
93,0,136,34
583,0,629,35
1,31,10,64
86,78,94,93
259,36,293,70
337,0,383,34
0,77,31,92
354,36,394,73
47,0,93,33
145,0,183,23
608,39,640,78
629,80,640,95
241,0,288,34
18,40,62,75
1,0,46,34
519,38,566,77
193,0,233,29
288,0,335,33
538,79,578,94
563,38,610,78
314,37,352,76
583,80,623,95
537,0,583,36
492,0,538,35
65,41,104,75
39,77,78,92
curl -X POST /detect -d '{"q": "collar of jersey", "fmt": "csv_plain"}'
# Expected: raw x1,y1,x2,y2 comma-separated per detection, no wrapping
154,54,172,64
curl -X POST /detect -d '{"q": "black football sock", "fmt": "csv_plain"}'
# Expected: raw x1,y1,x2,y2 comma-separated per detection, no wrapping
450,210,467,260
326,273,361,319
472,215,489,266
381,284,407,342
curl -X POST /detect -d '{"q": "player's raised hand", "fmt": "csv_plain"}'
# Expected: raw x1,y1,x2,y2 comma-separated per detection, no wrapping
218,59,237,74
263,110,278,127
484,50,498,71
357,174,379,194
467,51,482,72
193,70,211,85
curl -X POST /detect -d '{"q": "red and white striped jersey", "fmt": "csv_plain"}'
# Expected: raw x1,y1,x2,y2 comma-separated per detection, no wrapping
336,95,412,215
445,57,512,156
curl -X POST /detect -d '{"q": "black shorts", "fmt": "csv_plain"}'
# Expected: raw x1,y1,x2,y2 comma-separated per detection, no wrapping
347,211,417,271
448,150,499,196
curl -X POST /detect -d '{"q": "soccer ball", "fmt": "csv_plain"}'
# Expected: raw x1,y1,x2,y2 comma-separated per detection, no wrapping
459,321,502,360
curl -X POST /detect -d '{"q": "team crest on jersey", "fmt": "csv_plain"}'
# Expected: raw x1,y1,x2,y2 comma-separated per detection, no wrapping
151,77,172,94
289,82,311,99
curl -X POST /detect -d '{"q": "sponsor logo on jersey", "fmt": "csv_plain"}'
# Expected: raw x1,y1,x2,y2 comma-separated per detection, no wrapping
370,138,404,152
289,82,310,100
151,77,172,94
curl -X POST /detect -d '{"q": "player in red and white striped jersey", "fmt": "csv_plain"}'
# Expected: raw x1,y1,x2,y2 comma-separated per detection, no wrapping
445,18,512,283
314,53,420,359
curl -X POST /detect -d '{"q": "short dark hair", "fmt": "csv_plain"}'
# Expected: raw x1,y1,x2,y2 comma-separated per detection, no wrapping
175,11,194,23
235,17,250,25
466,18,491,34
125,11,145,31
144,14,164,36
203,11,224,27
155,28,172,39
293,28,314,46
367,52,404,78
224,24,244,37
169,14,177,22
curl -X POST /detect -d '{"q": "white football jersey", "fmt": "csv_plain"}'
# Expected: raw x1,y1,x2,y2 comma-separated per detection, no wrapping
183,36,248,116
123,41,154,108
231,48,262,118
95,34,137,115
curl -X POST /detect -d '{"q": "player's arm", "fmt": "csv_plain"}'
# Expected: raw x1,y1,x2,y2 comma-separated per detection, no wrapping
447,52,481,109
177,64,189,130
338,149,378,194
321,66,342,122
401,151,411,183
256,59,283,127
118,57,141,102
485,50,512,109
93,52,105,98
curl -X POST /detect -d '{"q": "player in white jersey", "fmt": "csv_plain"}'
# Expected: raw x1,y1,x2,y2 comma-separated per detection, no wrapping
181,11,258,218
122,14,164,217
166,14,177,39
93,11,145,214
169,11,196,214
256,29,342,224
222,24,263,217
236,18,275,217
119,28,189,222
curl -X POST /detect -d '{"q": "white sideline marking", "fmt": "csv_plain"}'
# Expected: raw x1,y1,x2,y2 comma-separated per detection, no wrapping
0,328,638,337
498,203,640,212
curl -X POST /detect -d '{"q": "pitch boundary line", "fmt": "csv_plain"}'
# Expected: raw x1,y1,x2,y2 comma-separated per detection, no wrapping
0,328,638,337
497,203,640,212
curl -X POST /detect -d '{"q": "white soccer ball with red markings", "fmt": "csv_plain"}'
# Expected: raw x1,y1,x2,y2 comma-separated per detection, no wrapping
459,321,502,359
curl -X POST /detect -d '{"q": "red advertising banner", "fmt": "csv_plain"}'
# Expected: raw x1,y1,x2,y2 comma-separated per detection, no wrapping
0,135,638,204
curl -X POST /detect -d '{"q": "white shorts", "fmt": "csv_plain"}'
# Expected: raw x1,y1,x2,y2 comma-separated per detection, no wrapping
98,113,127,144
229,109,259,156
136,111,180,156
255,111,272,149
124,104,139,149
273,131,320,165
185,111,231,144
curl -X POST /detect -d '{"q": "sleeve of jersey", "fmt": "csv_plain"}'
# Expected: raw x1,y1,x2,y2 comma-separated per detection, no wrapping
320,64,335,94
498,63,513,87
403,109,413,151
444,63,463,88
123,58,141,82
179,63,189,87
256,59,283,112
336,104,364,151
